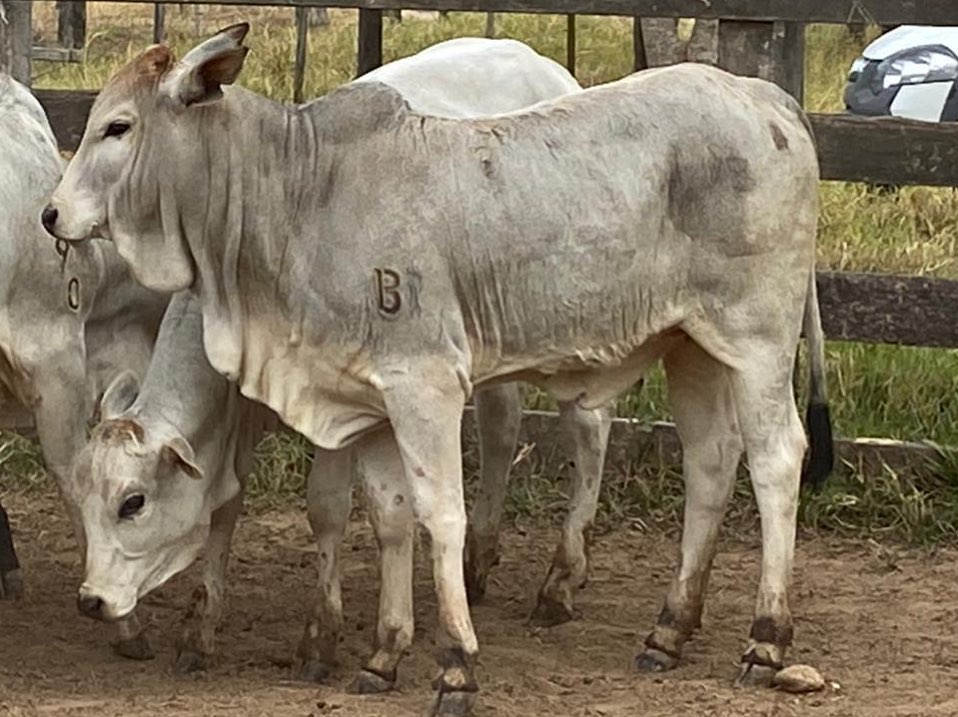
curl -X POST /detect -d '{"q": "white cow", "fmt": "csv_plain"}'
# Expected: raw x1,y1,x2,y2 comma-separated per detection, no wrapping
69,37,605,680
46,25,832,715
0,72,168,656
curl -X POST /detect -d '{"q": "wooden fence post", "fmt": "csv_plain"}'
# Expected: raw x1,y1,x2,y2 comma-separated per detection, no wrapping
566,14,576,77
717,20,805,104
56,1,86,50
0,0,32,86
356,9,382,77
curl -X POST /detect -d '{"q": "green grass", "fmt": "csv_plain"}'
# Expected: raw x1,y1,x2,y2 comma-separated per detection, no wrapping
4,8,958,543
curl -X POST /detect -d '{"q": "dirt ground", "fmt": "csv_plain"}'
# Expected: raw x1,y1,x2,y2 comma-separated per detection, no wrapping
1,489,958,717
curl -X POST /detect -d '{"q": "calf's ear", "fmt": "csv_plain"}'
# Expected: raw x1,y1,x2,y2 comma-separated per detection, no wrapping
98,370,141,422
160,22,250,108
162,434,204,480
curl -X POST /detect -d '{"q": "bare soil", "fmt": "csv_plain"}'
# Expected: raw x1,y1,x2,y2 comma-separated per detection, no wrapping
1,489,957,717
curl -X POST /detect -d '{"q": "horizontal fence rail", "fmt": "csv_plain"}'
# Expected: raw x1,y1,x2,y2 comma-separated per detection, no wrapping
458,409,946,484
76,0,958,25
813,115,958,187
36,90,958,188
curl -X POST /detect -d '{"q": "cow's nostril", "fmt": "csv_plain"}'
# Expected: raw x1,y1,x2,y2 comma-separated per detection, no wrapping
77,593,104,619
40,205,58,235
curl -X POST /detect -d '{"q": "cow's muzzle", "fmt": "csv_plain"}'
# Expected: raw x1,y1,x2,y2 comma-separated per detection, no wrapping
77,592,106,620
40,205,58,237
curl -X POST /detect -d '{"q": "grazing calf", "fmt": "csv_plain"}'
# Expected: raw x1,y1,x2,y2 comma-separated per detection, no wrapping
0,72,168,654
45,25,831,715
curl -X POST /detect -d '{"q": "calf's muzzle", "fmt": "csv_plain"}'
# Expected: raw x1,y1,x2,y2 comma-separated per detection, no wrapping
77,593,106,620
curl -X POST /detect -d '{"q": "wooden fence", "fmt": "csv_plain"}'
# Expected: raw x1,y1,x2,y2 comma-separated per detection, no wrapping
7,0,958,476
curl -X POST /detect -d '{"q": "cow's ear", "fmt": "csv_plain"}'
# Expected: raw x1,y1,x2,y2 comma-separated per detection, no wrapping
162,434,204,480
161,22,250,108
134,44,174,79
98,370,140,421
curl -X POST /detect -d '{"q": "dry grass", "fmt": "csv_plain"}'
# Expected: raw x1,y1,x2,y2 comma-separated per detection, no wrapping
4,5,958,541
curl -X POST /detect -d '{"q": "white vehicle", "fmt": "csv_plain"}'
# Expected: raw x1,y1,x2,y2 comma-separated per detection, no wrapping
845,25,958,122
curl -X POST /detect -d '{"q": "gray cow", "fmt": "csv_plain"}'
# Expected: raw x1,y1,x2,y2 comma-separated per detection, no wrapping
46,25,832,715
71,36,608,679
0,72,167,655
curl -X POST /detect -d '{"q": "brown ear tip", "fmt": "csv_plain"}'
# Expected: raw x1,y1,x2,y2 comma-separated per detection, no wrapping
139,43,175,73
222,21,251,42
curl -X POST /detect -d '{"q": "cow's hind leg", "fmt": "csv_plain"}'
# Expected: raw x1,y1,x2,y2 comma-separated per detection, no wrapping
350,430,415,694
464,382,522,603
174,491,244,672
0,498,23,600
296,449,353,682
532,399,613,626
730,345,806,686
636,338,742,672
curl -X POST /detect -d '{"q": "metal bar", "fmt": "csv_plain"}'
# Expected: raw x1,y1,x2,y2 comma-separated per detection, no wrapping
71,0,958,26
154,3,166,43
632,16,647,70
293,5,308,103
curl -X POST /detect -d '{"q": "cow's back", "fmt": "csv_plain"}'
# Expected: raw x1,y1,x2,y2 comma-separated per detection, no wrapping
354,37,580,118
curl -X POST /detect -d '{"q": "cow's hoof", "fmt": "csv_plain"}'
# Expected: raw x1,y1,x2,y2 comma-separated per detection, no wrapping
173,648,209,674
112,633,155,661
529,596,574,627
736,662,778,689
0,568,23,600
297,658,334,684
428,690,477,717
634,647,679,672
349,668,395,694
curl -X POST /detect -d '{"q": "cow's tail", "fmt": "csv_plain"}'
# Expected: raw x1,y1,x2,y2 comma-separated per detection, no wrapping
800,269,834,490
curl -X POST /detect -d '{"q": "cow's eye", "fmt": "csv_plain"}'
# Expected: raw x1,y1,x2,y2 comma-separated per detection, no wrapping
103,121,131,139
119,494,145,520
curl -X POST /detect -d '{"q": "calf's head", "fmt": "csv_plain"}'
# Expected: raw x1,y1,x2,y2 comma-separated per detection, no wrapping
42,22,252,293
71,371,233,622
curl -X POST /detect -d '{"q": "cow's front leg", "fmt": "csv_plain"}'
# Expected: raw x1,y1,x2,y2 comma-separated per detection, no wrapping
174,491,244,673
464,382,522,603
636,340,741,672
383,372,479,717
0,498,23,599
350,430,414,694
532,399,612,626
296,449,353,682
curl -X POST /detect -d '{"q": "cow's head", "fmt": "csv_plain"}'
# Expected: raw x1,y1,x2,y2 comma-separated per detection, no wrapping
43,23,251,293
71,371,236,622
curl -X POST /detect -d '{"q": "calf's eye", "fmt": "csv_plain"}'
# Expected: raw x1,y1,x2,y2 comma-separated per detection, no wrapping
103,121,131,139
119,494,145,520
